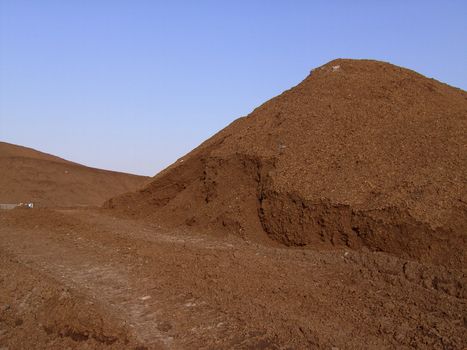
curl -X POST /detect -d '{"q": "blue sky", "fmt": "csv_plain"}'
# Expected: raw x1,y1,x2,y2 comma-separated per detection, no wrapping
1,1,466,176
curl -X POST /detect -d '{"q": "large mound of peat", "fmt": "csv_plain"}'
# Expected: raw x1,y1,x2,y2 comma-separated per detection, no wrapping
0,142,149,207
106,59,467,267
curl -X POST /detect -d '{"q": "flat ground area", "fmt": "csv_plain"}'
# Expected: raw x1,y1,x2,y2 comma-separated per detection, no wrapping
0,208,465,349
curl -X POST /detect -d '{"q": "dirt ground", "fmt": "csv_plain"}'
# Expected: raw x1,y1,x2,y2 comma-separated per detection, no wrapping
0,208,465,349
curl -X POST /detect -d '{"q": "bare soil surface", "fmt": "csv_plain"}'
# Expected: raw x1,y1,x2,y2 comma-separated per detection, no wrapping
0,142,149,207
1,208,466,349
1,59,466,349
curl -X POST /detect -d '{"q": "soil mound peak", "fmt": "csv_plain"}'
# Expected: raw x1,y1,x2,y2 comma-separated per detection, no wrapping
106,59,467,267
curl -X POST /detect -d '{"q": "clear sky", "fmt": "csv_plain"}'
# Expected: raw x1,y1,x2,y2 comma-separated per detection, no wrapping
1,1,466,176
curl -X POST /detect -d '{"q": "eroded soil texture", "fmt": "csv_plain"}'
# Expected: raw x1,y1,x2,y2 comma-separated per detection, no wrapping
1,208,466,349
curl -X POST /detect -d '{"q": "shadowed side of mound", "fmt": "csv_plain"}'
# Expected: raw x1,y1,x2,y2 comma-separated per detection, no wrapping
105,59,467,268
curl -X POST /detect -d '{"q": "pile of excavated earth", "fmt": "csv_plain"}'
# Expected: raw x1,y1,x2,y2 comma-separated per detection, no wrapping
0,141,149,207
1,59,466,349
107,59,467,269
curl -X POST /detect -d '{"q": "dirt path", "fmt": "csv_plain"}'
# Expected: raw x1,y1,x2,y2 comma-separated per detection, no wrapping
0,209,466,349
0,229,172,348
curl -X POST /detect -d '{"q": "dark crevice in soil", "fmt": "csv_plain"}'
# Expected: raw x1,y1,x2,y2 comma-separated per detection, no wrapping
228,155,465,268
44,325,119,345
257,187,465,268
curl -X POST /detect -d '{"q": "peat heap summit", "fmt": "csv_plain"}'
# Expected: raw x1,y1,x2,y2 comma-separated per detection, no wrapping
106,59,467,268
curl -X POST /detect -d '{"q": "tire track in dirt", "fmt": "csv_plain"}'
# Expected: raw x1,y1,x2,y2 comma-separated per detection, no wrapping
0,229,173,349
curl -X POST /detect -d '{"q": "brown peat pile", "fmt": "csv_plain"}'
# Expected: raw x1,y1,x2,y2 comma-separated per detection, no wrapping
0,142,149,207
107,59,467,268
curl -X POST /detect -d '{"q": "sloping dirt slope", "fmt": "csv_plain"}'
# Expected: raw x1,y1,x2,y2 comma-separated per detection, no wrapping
0,142,149,207
106,59,467,268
